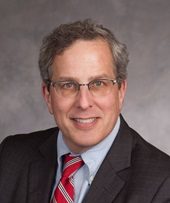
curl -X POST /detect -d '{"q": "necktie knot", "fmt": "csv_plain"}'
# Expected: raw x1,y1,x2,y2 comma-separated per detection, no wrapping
62,154,84,178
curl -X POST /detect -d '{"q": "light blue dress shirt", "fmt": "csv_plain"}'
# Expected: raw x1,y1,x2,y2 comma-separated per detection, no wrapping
53,117,120,203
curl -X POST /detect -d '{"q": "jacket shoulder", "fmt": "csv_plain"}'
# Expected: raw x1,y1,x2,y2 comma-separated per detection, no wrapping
0,127,58,164
120,116,170,173
129,126,170,174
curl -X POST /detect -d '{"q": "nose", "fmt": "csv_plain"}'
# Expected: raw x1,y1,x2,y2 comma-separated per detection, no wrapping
75,86,93,110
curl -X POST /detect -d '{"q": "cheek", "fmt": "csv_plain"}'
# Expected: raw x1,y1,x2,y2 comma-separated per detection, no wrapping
98,93,120,112
51,98,74,120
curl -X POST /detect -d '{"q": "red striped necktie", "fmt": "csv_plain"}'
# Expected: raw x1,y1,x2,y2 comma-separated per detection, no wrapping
51,154,84,203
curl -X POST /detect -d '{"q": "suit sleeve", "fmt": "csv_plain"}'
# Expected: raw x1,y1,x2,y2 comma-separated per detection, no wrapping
0,136,29,203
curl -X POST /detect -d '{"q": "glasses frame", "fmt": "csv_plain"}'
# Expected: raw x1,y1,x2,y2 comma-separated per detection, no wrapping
48,78,118,97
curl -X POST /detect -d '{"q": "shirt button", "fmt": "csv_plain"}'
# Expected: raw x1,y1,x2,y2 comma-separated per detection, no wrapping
89,176,94,184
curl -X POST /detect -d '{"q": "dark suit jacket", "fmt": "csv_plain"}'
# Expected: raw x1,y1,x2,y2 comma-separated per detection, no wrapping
0,116,170,203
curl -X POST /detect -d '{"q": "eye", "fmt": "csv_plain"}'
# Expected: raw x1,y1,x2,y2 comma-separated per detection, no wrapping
60,81,77,89
91,80,106,88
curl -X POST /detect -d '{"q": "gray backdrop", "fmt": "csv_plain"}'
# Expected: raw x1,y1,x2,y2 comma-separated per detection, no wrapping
0,0,170,154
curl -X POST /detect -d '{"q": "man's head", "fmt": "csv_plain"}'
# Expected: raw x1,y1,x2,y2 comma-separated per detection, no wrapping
39,19,128,87
39,19,129,153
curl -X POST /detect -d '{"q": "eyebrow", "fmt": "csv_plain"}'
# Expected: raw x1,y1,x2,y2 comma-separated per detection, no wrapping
55,73,115,82
88,74,115,81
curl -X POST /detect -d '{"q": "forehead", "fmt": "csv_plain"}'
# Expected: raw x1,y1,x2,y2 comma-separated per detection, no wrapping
52,39,116,80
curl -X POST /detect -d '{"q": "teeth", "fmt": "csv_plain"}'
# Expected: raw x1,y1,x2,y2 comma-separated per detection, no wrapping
74,118,96,124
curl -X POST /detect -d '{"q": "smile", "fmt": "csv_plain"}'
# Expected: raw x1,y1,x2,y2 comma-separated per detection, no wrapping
74,118,97,124
71,117,98,129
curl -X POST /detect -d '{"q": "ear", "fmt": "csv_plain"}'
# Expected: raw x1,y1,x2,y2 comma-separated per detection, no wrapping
42,82,53,114
118,80,127,109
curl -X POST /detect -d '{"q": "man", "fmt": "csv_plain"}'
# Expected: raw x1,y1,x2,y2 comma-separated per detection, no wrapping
0,19,170,203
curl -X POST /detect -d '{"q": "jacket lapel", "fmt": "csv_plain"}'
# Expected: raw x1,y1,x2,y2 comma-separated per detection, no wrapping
83,116,133,203
28,128,58,203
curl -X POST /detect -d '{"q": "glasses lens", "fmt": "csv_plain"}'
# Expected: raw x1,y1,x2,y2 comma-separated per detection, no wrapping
54,81,78,97
89,79,114,96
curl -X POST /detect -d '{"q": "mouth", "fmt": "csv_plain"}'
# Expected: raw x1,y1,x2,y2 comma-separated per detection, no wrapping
73,118,97,124
71,117,98,129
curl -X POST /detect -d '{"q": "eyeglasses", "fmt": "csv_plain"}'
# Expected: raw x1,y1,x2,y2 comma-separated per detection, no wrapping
49,78,117,98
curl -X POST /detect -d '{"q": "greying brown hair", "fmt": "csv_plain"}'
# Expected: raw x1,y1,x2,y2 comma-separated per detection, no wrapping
39,19,129,86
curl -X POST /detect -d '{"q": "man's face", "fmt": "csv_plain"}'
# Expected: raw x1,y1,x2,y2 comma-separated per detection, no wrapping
43,39,127,153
